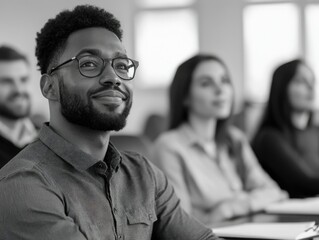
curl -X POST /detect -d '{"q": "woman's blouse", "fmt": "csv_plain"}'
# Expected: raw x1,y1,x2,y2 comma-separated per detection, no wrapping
151,123,286,226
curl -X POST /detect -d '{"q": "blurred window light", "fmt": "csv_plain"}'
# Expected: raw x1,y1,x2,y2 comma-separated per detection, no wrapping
245,0,290,3
243,3,300,102
137,0,194,8
135,10,198,88
306,4,319,108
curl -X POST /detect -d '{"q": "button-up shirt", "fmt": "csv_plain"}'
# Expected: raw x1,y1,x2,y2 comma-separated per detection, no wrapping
0,123,218,240
152,123,287,226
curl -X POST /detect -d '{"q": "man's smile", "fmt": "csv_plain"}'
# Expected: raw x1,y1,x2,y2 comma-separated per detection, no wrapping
91,90,127,105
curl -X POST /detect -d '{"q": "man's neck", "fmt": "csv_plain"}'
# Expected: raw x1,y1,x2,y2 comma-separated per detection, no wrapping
0,115,37,147
0,115,22,128
50,119,111,161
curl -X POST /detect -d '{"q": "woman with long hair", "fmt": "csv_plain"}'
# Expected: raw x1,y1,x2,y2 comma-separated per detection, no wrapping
252,59,319,198
152,54,286,226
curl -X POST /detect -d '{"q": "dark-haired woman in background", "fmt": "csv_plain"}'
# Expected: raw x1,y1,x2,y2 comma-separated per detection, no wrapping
252,59,319,198
151,54,286,227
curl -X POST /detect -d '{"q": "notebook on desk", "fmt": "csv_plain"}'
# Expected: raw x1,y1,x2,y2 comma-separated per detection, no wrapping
265,197,319,215
213,221,315,240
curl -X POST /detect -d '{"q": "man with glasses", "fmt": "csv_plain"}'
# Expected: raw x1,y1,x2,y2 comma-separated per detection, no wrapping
0,5,220,240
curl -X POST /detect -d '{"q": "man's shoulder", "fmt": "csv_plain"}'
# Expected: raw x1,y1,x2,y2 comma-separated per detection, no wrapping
0,139,48,179
119,150,161,178
120,150,151,169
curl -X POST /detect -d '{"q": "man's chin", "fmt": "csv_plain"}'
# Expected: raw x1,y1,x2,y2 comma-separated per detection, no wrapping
62,109,128,132
83,118,127,132
59,91,132,132
94,101,126,114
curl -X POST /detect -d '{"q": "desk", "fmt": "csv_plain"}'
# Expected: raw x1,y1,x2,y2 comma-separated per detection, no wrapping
213,212,319,240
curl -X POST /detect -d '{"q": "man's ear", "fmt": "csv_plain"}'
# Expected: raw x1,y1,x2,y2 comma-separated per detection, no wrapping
40,74,59,101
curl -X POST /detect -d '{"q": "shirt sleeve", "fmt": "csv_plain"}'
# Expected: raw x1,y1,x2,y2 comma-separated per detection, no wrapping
253,128,319,196
145,160,221,240
233,128,287,211
0,167,88,240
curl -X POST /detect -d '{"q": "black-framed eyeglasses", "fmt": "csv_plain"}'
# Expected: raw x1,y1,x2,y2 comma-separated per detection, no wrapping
48,55,139,80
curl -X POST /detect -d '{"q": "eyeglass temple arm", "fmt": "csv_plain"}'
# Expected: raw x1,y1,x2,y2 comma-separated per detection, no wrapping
49,57,77,74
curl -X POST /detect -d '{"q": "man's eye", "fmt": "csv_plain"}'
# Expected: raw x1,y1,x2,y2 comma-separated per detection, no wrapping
21,76,29,83
115,63,129,72
80,61,98,68
0,78,14,85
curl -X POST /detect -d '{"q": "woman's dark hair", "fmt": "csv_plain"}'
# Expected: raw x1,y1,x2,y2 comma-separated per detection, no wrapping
169,54,234,144
35,5,122,75
257,59,306,133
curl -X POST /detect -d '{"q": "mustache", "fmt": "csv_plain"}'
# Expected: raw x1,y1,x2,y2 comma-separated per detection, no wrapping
7,92,30,101
89,85,130,100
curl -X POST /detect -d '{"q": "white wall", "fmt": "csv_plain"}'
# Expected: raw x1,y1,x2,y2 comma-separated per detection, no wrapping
197,0,244,111
0,0,245,134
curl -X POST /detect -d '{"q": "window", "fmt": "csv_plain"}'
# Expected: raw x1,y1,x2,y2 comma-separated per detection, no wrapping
243,3,300,102
306,4,319,106
134,1,198,88
137,0,194,8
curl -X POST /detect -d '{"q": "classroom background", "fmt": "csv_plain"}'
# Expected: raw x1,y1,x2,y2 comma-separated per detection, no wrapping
1,0,319,140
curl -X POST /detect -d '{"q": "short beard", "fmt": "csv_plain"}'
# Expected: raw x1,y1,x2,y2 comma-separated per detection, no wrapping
0,95,31,120
59,80,132,131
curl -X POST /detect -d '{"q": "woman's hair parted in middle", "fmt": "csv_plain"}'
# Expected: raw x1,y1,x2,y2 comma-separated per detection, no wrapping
169,54,234,145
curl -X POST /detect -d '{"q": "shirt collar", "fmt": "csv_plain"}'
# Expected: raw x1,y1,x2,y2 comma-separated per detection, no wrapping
39,123,121,172
0,117,37,147
104,142,122,172
179,122,218,158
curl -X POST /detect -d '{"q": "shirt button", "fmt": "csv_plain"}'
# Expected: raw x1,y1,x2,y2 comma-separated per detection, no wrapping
113,207,117,214
118,235,122,239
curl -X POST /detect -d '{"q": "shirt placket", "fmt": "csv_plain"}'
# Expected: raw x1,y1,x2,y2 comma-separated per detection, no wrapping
96,161,123,240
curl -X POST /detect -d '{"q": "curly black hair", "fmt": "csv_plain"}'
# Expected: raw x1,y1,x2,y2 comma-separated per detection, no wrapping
35,5,123,74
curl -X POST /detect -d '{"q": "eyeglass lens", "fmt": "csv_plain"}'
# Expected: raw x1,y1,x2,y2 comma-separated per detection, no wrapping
78,55,136,80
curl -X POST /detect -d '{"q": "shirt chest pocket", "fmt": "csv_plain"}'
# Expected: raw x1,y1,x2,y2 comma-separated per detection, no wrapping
124,206,157,240
125,206,157,225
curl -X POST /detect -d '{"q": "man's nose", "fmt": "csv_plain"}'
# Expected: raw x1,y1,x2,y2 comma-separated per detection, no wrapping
13,78,26,93
99,64,121,86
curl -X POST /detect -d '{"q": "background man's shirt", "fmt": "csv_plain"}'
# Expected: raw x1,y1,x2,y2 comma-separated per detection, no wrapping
0,117,37,167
